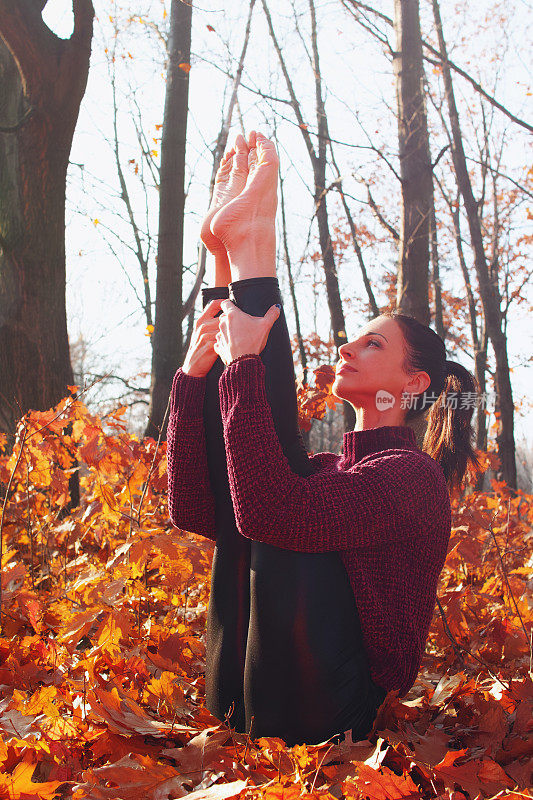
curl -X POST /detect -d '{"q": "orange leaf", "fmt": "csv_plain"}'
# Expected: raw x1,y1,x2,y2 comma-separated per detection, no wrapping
343,764,419,799
0,758,63,799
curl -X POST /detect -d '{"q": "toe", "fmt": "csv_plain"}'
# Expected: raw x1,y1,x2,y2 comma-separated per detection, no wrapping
217,153,233,175
256,133,279,166
235,133,248,152
248,146,258,171
257,132,275,150
233,134,249,174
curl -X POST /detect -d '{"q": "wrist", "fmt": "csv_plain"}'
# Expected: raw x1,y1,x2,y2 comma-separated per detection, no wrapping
226,352,261,368
182,364,207,378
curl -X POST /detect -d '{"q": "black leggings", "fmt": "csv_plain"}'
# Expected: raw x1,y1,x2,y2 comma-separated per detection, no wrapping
201,276,386,746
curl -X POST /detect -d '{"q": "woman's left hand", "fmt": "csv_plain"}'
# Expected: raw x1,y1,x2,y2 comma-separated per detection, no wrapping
214,299,281,366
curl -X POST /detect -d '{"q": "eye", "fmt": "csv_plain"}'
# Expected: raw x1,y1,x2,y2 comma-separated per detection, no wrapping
368,339,381,348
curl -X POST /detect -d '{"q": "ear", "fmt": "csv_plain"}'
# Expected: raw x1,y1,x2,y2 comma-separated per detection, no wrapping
404,370,431,398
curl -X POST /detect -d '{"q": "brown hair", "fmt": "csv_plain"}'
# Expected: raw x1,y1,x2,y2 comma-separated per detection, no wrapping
382,311,482,494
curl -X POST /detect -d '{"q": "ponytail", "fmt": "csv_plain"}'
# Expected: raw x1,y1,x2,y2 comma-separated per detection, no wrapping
422,359,482,494
382,311,482,494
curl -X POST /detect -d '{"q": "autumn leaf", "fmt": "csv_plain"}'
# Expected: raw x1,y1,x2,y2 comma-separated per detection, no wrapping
0,385,530,799
343,763,419,800
0,757,64,799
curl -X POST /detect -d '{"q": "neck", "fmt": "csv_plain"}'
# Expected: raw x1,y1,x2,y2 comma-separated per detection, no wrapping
351,404,407,432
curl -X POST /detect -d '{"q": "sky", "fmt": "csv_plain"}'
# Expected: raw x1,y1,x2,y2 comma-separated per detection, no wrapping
39,0,532,453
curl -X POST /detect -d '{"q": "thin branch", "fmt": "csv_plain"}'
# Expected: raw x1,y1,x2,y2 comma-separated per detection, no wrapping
435,596,513,694
341,0,533,134
432,144,450,170
365,185,400,241
84,372,150,394
328,142,380,317
465,157,533,201
260,0,317,167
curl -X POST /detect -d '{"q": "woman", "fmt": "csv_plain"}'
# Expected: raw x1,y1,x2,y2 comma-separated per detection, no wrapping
166,131,480,746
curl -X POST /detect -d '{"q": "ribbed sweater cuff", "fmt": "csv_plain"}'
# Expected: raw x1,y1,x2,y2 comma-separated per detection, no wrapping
169,367,207,419
219,355,268,414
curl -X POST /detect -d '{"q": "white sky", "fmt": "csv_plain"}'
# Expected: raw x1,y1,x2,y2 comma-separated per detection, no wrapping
41,0,532,451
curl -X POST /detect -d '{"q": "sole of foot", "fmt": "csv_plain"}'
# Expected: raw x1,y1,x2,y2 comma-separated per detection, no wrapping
200,133,250,256
210,131,279,254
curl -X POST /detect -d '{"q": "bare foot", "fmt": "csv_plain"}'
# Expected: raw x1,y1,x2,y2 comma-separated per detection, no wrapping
210,131,279,257
200,133,250,258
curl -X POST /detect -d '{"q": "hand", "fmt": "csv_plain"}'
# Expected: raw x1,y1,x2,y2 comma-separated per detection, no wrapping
182,298,225,377
214,299,281,366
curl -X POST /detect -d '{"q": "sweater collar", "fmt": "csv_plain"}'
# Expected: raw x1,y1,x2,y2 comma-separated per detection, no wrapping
340,425,419,466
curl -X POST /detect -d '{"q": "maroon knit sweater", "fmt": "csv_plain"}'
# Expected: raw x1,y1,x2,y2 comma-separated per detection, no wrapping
167,354,453,695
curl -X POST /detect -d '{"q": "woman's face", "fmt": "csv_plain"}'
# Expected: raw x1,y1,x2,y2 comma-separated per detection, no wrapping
332,316,429,413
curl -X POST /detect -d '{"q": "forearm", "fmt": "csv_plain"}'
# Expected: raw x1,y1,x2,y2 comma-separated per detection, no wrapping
218,356,342,551
218,356,436,552
166,368,217,540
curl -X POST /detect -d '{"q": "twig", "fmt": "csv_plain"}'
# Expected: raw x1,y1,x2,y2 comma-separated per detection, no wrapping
0,421,30,634
484,500,531,667
435,596,513,694
310,743,335,792
243,715,255,761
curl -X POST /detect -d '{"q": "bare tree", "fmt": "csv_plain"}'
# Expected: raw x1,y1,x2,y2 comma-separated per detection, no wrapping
143,0,260,439
431,0,517,489
262,0,356,429
0,0,94,439
328,143,380,319
392,0,432,324
429,190,445,339
145,0,192,441
341,0,533,135
437,179,489,460
187,0,257,328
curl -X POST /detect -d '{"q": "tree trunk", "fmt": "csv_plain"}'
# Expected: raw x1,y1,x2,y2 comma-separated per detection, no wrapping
392,0,432,325
434,177,489,489
183,0,256,330
309,0,355,430
474,332,488,452
145,0,192,441
0,1,94,440
278,165,311,450
432,0,516,489
328,144,380,319
429,188,445,339
261,0,355,430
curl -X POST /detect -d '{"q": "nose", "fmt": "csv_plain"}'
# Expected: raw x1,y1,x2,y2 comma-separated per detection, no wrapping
338,342,354,362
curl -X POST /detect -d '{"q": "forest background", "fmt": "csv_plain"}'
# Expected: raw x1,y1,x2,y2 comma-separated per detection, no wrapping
6,0,530,489
0,1,532,798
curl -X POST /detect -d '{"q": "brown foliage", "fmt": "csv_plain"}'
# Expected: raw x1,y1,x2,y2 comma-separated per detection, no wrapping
0,388,531,799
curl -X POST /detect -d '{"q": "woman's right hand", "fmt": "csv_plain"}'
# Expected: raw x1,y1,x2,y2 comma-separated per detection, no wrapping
182,298,225,378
